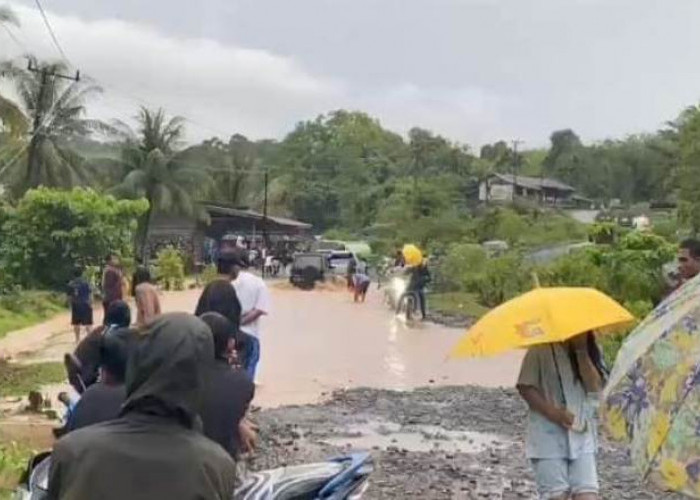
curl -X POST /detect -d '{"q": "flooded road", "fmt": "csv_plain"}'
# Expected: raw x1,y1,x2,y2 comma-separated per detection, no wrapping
0,281,522,408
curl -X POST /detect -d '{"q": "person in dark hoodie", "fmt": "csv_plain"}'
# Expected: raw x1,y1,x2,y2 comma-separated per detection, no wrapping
48,313,236,500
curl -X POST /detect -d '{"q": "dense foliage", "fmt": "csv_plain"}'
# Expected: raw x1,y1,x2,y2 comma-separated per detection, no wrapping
0,188,147,288
155,246,185,291
435,231,675,318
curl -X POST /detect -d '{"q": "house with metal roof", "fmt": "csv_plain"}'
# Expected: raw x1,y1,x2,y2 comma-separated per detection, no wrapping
478,173,578,205
147,202,312,265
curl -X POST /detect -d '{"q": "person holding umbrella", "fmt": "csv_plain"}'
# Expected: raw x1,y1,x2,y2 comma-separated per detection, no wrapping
450,285,634,500
517,333,606,500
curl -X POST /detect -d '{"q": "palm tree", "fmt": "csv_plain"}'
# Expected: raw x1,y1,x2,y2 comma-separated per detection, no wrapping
179,133,257,206
113,107,210,258
0,6,26,150
0,58,104,195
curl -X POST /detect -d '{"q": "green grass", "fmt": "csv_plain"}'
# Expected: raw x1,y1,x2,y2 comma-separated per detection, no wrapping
0,441,34,496
429,292,489,319
0,361,65,397
0,291,65,339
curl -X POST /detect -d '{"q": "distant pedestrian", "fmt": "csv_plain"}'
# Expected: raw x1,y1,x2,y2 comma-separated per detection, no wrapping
346,257,357,290
67,267,93,342
133,266,161,327
101,254,123,322
231,254,270,382
353,272,371,303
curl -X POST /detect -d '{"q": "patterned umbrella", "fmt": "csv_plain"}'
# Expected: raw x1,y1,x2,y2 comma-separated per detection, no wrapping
602,275,700,496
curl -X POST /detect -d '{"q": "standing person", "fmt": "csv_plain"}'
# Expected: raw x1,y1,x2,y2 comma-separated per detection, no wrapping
353,271,371,303
67,267,93,342
199,312,256,458
346,257,357,290
101,254,123,322
132,266,161,327
230,254,270,382
516,333,605,500
48,313,237,500
406,260,431,320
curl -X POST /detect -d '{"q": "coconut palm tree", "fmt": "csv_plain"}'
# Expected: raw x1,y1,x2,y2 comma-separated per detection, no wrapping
0,58,104,195
112,107,211,258
0,7,27,144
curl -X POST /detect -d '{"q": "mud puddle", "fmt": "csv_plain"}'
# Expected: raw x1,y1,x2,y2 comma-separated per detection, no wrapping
322,419,509,454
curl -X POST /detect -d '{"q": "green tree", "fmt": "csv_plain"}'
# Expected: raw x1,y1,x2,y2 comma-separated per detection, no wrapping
0,187,147,288
542,129,585,186
673,105,700,235
0,58,105,195
112,107,210,257
275,110,407,230
180,133,259,206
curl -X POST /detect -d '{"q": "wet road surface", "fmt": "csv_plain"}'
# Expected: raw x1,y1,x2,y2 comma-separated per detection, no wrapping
0,281,522,407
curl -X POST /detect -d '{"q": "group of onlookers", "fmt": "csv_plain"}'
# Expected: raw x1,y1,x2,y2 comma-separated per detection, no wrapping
51,251,269,499
66,254,161,343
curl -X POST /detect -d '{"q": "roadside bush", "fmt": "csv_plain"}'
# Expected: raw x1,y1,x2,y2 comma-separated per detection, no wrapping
652,220,679,243
588,222,618,244
155,246,185,291
475,254,532,307
0,188,147,289
434,243,487,292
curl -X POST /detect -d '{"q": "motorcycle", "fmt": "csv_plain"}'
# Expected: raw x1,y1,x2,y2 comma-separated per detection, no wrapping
383,274,418,321
15,451,373,500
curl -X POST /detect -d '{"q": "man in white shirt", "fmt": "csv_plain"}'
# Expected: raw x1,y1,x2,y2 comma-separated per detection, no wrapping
230,253,271,382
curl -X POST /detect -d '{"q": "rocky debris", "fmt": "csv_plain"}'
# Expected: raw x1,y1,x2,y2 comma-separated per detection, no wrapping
246,386,684,499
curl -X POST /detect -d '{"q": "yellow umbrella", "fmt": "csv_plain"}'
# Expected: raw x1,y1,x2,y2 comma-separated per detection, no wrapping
450,287,635,358
402,244,423,267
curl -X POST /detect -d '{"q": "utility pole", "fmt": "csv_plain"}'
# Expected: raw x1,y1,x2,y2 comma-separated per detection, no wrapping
511,139,523,202
262,170,269,249
26,60,80,188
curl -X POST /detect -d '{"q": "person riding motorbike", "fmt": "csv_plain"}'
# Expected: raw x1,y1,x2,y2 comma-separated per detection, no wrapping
405,260,431,320
48,313,237,500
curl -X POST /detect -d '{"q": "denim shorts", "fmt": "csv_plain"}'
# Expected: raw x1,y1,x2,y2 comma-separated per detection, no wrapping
531,454,598,499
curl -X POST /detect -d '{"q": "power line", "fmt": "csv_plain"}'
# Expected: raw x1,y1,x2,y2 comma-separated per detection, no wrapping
33,0,70,65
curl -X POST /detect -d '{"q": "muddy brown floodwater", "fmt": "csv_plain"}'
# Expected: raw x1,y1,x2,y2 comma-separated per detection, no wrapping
0,282,522,408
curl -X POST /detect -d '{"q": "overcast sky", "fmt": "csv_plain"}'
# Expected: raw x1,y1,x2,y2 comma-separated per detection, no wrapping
3,0,700,147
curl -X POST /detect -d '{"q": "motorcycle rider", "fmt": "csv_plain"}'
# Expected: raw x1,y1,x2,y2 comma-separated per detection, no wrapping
406,259,431,320
48,313,237,500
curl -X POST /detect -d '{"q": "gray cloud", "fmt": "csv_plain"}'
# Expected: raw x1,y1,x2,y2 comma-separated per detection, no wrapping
3,0,700,147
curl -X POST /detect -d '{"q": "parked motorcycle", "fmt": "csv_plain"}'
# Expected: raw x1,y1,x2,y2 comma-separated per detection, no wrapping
15,451,373,500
